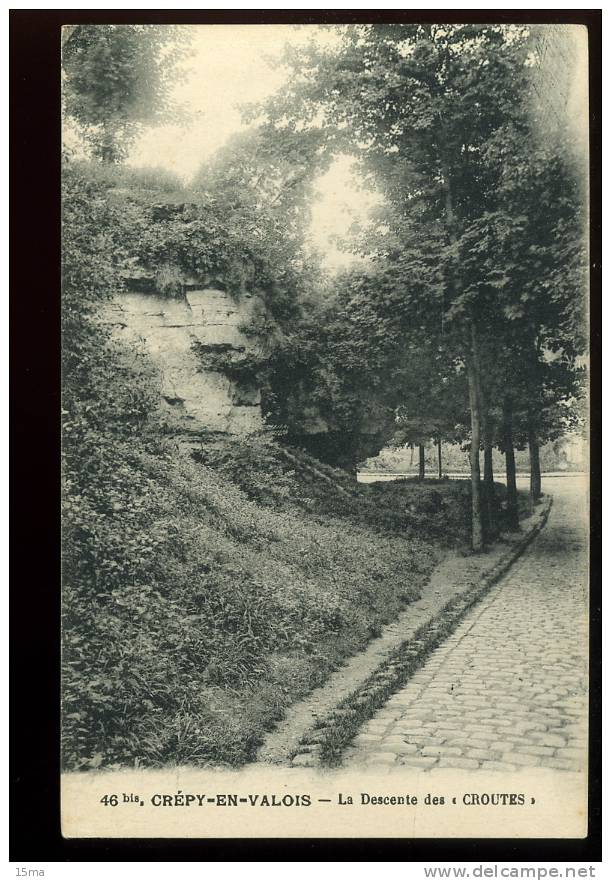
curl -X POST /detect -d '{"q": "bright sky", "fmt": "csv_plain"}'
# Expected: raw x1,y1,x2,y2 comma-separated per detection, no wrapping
126,25,380,270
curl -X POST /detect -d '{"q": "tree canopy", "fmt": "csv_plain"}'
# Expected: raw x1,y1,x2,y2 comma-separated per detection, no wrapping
62,24,191,161
253,23,587,544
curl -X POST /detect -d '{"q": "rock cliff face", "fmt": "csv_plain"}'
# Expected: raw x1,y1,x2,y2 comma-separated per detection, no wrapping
108,288,265,434
106,286,393,467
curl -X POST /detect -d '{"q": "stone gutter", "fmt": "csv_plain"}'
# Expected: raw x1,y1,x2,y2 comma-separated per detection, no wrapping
254,496,553,768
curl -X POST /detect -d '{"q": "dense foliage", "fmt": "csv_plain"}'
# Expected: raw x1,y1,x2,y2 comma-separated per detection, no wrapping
63,428,450,768
61,155,447,771
65,413,529,770
255,23,587,543
62,24,191,161
61,153,506,769
61,162,161,449
61,24,586,770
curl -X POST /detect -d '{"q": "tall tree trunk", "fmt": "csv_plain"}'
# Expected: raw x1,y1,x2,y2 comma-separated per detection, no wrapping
467,325,484,552
529,428,542,502
418,444,425,481
437,437,443,479
503,397,520,531
484,440,494,491
441,158,483,551
483,433,496,538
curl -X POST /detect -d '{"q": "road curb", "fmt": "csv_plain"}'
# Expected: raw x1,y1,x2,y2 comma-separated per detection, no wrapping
289,496,554,768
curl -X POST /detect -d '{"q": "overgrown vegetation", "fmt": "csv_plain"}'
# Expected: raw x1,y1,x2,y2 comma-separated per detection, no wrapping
60,156,451,771
257,23,587,545
63,435,449,770
64,420,529,770
61,24,585,771
195,437,522,546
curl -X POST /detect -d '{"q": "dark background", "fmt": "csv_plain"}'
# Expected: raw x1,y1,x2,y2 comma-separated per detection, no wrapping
10,8,601,863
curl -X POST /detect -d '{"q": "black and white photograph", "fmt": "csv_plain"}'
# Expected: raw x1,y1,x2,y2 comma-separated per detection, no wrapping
47,13,596,844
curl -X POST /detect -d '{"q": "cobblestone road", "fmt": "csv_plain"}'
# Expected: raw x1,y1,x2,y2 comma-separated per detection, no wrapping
343,477,589,772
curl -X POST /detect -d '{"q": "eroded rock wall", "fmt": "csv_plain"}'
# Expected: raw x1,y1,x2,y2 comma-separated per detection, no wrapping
108,288,265,434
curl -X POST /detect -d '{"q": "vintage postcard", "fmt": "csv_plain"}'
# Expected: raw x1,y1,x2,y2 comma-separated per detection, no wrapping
60,19,592,840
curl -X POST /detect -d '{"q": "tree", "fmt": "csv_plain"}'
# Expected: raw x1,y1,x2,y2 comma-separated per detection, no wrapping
190,125,329,319
472,104,587,513
259,23,588,547
62,24,191,161
391,337,471,481
259,284,399,472
259,25,540,549
193,125,329,242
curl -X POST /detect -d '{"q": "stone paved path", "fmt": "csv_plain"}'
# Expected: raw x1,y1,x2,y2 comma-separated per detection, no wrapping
342,476,589,772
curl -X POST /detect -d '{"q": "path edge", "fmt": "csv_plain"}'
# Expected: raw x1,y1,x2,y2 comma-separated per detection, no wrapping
290,495,554,768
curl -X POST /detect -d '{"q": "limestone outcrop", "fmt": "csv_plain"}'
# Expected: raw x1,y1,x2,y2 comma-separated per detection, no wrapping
107,287,265,434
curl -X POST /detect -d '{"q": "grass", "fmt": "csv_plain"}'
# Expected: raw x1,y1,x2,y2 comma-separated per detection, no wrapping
62,433,524,771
